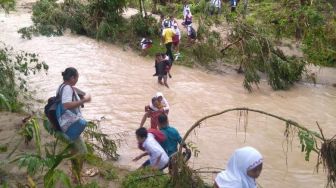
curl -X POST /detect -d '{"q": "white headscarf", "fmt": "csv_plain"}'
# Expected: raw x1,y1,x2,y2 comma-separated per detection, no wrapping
155,92,169,111
149,92,170,111
215,146,263,188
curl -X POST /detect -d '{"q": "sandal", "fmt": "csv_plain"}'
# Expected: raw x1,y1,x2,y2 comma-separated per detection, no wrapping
83,167,99,177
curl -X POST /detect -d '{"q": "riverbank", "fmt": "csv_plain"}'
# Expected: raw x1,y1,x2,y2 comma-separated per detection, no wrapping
0,112,130,187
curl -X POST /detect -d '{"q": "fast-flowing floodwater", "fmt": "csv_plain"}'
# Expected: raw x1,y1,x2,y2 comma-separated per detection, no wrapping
1,3,336,187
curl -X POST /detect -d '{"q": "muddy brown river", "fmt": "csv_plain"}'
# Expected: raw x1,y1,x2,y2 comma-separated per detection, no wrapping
1,3,336,187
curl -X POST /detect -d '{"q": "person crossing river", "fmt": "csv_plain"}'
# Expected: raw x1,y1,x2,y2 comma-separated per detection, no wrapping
161,20,176,63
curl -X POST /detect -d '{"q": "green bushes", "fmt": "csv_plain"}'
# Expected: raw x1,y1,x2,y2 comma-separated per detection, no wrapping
0,43,48,112
19,0,160,44
130,13,158,37
121,168,170,188
247,0,336,66
226,21,307,91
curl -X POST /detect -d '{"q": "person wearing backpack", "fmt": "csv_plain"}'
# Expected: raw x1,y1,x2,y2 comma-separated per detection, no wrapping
187,24,197,45
48,67,91,183
133,127,169,170
210,0,222,15
56,67,91,141
231,0,238,12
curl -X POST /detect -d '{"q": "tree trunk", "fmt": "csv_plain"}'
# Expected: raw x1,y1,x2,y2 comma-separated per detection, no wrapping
152,0,158,13
139,0,143,17
243,0,248,18
143,0,147,18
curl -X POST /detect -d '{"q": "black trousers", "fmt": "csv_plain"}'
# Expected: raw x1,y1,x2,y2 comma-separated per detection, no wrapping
165,42,174,62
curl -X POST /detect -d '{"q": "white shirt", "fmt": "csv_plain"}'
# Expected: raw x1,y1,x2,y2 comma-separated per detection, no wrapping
183,5,190,18
142,133,169,169
58,84,81,115
211,0,221,8
174,27,181,40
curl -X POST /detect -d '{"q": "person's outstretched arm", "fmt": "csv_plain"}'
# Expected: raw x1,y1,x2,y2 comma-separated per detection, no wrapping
140,112,149,127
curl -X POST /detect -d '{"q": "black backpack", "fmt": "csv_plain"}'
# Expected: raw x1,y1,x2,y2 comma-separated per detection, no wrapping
190,26,197,39
44,84,66,131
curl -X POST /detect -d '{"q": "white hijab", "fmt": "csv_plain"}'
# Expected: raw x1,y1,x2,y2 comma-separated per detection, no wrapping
149,92,170,111
215,146,263,188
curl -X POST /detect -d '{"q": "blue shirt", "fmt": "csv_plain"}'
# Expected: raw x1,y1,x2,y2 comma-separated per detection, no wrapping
160,125,182,157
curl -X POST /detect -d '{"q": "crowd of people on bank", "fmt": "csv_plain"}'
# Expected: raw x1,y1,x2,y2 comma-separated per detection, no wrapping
46,1,265,187
141,0,241,89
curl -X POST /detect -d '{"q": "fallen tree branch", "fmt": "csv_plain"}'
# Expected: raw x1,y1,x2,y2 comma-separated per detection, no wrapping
179,107,323,153
220,38,242,53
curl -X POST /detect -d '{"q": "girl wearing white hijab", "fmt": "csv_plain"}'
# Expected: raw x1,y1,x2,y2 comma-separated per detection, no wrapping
214,146,263,188
149,92,170,113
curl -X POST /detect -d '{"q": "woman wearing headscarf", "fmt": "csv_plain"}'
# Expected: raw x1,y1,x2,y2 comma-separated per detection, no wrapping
214,146,263,188
150,92,169,114
183,7,193,26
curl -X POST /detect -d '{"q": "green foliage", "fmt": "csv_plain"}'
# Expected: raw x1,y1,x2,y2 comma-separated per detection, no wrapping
100,168,118,181
86,0,126,24
0,94,11,111
16,153,46,176
83,121,120,160
298,130,319,161
19,0,127,39
19,117,42,155
171,157,210,188
17,26,39,39
0,43,48,112
267,54,305,90
0,0,15,12
189,0,208,15
187,142,200,157
44,169,72,188
129,14,158,37
122,167,170,188
0,144,8,153
31,0,65,36
246,0,336,66
227,21,306,91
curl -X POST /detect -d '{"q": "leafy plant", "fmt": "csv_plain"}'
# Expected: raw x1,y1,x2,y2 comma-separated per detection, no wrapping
100,168,118,181
129,13,158,37
225,21,306,91
0,0,15,12
122,167,169,188
19,117,42,154
0,42,48,112
16,153,46,176
298,130,319,161
44,169,72,188
83,120,120,160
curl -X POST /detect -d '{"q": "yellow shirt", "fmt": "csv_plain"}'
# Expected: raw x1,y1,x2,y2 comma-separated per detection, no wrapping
162,28,175,44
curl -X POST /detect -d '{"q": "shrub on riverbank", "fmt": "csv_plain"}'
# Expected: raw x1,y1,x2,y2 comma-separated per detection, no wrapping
0,43,48,112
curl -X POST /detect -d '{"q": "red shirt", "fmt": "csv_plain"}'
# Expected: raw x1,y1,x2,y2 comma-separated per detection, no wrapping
149,110,164,129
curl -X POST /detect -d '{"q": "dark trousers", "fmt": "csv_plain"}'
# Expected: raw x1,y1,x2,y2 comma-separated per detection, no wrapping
165,42,174,62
